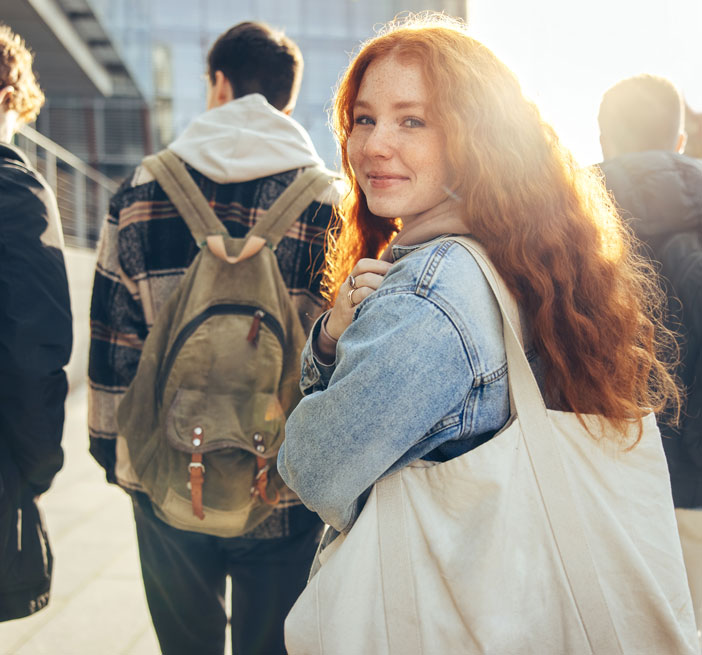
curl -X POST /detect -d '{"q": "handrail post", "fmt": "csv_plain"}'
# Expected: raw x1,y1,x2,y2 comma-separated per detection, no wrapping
17,124,119,248
45,151,58,195
74,170,87,247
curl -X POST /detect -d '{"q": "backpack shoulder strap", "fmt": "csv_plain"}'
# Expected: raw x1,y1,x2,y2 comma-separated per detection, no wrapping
249,167,336,249
143,150,336,258
141,149,226,245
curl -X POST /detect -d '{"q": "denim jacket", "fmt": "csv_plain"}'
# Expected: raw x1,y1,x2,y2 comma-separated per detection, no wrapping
278,237,538,533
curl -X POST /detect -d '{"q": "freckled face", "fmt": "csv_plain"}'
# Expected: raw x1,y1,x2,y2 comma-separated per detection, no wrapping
347,55,452,225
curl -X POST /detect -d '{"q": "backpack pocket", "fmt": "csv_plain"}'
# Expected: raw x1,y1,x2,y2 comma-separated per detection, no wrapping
155,389,286,536
166,388,285,456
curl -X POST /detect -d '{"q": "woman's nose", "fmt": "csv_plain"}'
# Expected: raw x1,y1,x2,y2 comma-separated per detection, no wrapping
363,124,393,158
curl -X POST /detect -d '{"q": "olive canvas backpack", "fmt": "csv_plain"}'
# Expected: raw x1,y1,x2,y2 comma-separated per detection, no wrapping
117,149,334,537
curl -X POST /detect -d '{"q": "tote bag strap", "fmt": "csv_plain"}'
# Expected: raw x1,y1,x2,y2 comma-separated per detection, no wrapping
450,236,623,654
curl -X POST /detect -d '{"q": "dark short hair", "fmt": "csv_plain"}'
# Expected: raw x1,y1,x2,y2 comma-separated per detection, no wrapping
207,21,302,112
598,74,683,154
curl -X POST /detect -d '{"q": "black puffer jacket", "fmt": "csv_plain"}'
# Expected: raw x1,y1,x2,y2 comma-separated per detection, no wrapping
600,151,702,508
0,142,72,621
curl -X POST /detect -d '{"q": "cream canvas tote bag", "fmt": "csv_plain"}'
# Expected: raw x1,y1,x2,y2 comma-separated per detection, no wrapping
285,237,698,655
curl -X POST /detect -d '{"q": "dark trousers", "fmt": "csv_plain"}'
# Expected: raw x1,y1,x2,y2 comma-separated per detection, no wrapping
131,492,322,655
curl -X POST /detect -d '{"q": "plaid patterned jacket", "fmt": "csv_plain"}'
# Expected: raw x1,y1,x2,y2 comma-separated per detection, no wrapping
88,161,339,537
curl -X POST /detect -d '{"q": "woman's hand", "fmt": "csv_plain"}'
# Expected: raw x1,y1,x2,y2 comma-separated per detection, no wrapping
326,259,393,340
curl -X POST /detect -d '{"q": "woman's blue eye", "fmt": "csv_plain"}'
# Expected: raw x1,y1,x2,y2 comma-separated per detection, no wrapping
354,115,374,126
403,117,425,128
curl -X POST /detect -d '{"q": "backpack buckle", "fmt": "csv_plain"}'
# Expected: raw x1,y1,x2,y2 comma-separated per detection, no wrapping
254,463,270,480
251,456,280,506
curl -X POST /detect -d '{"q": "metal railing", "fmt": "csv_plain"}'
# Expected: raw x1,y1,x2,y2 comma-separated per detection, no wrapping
15,124,120,249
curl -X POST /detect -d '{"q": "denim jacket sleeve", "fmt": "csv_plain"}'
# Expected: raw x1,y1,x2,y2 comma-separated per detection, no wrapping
278,285,475,533
299,311,338,395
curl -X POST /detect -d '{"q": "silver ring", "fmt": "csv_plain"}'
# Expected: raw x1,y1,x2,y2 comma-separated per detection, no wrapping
348,274,357,289
348,287,359,308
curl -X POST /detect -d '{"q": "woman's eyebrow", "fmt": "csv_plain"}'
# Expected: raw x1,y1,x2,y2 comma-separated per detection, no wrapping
353,99,425,111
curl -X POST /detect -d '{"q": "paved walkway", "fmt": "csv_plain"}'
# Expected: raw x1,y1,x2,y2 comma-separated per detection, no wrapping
0,248,160,655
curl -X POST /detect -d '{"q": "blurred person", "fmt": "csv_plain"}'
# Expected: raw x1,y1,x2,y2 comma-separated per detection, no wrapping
0,24,72,621
684,104,702,159
278,15,697,653
88,21,339,655
599,73,702,638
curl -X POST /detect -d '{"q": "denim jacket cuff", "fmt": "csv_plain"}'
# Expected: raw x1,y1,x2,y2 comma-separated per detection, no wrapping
315,312,338,363
300,311,337,394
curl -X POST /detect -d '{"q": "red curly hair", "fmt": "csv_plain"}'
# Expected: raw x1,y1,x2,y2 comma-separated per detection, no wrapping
324,13,678,439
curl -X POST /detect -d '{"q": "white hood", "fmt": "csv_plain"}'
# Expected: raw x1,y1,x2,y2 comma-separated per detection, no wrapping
168,94,324,184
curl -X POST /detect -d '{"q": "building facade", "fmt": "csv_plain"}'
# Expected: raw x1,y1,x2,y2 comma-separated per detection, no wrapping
90,0,468,167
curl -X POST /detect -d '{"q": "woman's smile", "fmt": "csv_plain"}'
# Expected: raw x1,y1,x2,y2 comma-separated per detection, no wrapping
366,172,409,188
347,53,452,226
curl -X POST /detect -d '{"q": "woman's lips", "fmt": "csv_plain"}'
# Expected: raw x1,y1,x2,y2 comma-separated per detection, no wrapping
367,174,408,188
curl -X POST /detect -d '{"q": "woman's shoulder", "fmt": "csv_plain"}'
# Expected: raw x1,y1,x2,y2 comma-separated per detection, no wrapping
384,237,495,303
375,237,505,356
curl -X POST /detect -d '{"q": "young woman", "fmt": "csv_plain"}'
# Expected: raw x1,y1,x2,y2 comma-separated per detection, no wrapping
278,14,677,534
277,13,697,653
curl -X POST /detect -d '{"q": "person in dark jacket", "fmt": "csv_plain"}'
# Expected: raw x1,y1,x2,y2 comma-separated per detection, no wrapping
0,24,72,622
598,73,702,638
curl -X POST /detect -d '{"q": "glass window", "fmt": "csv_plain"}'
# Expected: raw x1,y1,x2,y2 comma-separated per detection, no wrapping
153,0,200,30
202,0,249,32
254,0,301,33
303,0,348,37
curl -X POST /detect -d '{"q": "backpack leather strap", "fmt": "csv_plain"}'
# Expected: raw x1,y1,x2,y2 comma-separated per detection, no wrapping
252,456,280,506
188,453,205,520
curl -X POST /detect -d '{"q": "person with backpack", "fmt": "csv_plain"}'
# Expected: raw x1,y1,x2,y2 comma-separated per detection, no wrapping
88,22,339,655
0,24,72,622
598,73,702,642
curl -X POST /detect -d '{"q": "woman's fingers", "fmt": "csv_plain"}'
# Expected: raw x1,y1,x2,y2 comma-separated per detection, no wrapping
352,258,393,277
347,258,392,301
348,258,392,293
326,260,392,341
347,285,373,307
350,271,386,292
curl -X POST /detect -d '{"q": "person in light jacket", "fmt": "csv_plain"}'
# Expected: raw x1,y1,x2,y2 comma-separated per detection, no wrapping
277,14,685,648
279,13,678,539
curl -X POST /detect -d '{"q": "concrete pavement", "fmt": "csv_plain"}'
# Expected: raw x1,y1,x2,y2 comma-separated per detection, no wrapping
0,248,160,655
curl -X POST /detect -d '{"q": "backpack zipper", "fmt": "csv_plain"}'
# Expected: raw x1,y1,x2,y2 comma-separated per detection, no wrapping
247,310,265,345
157,303,285,405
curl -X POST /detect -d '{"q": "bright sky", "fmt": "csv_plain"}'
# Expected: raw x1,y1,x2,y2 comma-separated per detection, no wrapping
468,0,702,165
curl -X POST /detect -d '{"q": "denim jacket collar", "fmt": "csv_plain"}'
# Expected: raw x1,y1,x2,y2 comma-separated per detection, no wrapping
389,233,467,262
